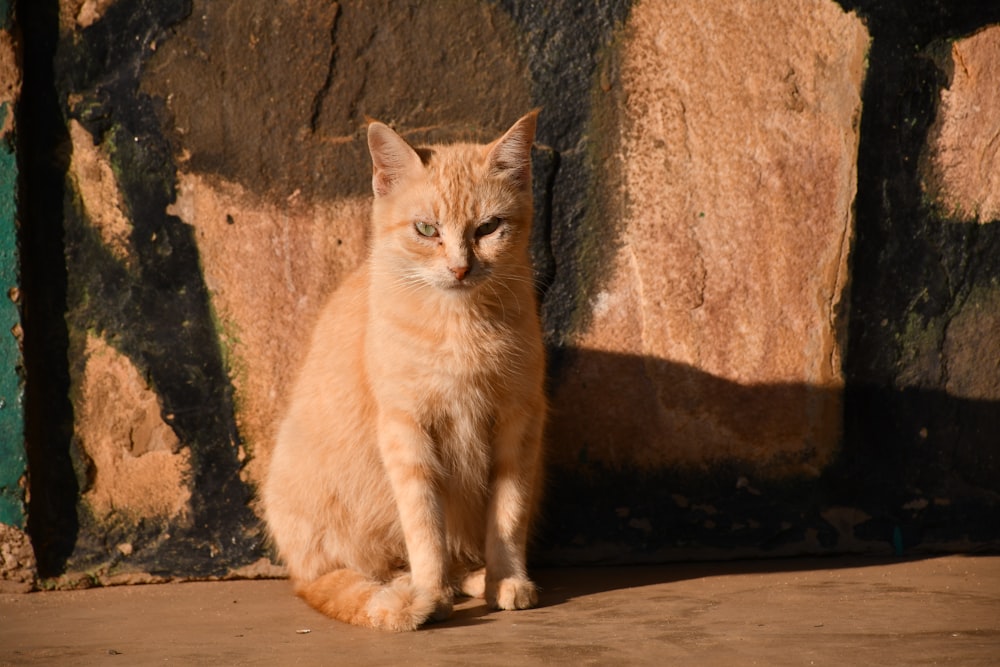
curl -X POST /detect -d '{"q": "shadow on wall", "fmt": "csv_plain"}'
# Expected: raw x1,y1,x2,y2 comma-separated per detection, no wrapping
17,0,78,579
547,347,842,475
539,347,1000,564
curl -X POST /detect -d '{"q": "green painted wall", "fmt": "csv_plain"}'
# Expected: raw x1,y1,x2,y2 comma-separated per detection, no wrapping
0,0,26,529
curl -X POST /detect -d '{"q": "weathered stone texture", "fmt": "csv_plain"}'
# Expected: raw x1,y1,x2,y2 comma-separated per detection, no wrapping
922,25,1000,223
942,285,1000,402
143,0,531,203
0,523,34,592
549,0,869,475
61,0,118,30
167,174,370,487
0,30,17,118
73,333,191,523
67,120,134,267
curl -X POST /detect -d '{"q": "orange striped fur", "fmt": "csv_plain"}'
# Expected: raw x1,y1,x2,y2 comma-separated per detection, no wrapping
263,112,546,631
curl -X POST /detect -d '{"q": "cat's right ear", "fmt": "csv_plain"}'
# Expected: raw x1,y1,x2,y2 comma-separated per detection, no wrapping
367,122,423,198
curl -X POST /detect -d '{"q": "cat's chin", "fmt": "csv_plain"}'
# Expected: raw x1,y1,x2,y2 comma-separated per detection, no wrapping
443,281,479,294
438,276,485,293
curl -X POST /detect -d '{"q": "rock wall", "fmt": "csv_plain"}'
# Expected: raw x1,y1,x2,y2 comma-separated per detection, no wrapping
838,2,1000,556
549,1,867,476
4,0,1000,586
922,26,1000,223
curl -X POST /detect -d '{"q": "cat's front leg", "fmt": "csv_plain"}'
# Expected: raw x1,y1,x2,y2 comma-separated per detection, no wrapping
484,409,544,611
378,412,453,622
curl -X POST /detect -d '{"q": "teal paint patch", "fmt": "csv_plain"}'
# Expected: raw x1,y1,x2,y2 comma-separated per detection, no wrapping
0,100,26,528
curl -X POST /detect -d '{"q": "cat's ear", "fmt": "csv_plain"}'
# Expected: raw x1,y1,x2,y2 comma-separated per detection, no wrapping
367,122,423,197
486,109,539,189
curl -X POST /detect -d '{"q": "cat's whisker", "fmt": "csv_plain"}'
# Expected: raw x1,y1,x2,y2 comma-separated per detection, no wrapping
491,276,524,317
373,268,430,296
486,282,508,323
490,270,536,288
394,275,428,293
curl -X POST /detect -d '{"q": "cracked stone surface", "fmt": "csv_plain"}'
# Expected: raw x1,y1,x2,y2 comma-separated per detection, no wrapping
72,334,192,524
143,0,530,204
943,285,1000,402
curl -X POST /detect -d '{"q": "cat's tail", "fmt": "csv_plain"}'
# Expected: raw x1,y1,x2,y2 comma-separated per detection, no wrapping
294,569,437,632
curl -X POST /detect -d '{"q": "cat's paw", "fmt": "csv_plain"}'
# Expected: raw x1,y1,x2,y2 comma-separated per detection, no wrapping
364,575,453,630
366,577,437,632
396,574,454,623
459,568,486,599
486,576,538,611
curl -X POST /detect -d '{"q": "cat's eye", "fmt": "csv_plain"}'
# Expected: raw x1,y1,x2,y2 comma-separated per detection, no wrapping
415,221,439,238
476,217,502,238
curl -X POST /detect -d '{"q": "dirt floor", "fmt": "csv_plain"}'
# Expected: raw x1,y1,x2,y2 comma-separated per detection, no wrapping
1,555,998,666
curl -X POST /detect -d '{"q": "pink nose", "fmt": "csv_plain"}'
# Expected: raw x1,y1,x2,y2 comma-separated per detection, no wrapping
450,265,469,281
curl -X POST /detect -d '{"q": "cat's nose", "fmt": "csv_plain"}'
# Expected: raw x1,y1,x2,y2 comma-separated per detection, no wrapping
450,265,470,281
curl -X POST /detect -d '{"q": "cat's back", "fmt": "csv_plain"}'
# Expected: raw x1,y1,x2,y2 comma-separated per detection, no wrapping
299,267,370,387
274,266,374,458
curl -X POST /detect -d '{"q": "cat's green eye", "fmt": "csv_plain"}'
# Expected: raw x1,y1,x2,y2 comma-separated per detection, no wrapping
415,221,439,238
476,217,502,238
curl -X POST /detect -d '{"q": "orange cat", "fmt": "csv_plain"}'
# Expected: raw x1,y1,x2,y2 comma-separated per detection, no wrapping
262,111,546,631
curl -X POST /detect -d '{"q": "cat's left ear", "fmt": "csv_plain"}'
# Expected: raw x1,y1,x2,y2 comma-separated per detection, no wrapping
486,109,539,189
368,121,424,197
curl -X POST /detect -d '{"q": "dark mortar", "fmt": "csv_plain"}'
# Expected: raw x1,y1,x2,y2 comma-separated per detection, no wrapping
17,0,79,577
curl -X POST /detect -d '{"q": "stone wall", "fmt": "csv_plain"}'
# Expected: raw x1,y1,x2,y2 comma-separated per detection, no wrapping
3,0,1000,586
549,1,867,476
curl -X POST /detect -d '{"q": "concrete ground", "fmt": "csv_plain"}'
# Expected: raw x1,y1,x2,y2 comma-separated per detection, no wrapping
1,555,998,666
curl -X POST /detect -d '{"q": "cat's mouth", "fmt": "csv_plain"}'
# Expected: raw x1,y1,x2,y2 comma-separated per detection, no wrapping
446,278,477,290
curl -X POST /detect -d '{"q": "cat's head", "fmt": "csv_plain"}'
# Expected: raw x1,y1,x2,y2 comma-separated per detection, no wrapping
366,111,538,295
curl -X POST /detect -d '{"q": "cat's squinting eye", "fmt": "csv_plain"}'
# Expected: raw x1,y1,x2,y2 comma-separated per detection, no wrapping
415,221,439,238
476,217,503,238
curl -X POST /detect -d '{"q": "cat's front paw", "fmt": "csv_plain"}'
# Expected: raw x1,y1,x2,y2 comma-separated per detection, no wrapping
486,576,538,611
458,568,486,599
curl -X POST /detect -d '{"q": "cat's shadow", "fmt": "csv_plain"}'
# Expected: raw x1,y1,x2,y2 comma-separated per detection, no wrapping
432,556,935,630
538,348,999,559
527,558,890,608
544,346,1000,478
254,561,907,633
434,599,496,628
